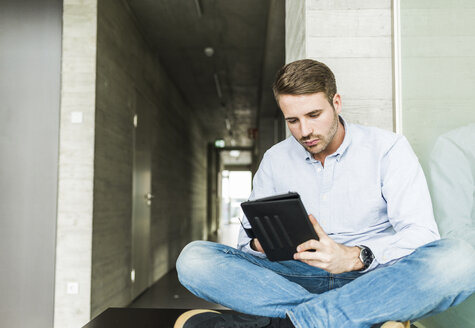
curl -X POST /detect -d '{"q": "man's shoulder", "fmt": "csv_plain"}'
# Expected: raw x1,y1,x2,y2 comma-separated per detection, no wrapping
349,123,402,151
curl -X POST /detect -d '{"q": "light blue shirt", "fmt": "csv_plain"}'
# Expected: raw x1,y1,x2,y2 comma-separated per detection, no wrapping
238,117,440,270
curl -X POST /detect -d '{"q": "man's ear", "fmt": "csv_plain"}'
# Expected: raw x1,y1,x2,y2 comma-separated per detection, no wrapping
333,93,342,114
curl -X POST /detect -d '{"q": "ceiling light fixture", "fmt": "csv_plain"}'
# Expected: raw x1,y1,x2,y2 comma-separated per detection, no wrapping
215,139,225,148
204,47,214,57
229,150,240,158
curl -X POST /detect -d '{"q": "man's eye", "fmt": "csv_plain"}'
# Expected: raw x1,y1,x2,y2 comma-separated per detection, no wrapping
287,120,297,124
310,114,320,118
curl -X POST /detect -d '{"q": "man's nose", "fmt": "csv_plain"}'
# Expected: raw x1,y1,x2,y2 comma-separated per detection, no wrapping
300,120,313,137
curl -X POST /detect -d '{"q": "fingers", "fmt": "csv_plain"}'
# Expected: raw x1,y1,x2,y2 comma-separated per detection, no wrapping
296,239,320,252
308,214,327,238
294,250,320,261
299,258,329,270
293,250,330,269
308,214,318,225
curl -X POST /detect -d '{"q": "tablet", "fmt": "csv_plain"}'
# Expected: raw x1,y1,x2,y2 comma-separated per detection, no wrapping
240,192,318,261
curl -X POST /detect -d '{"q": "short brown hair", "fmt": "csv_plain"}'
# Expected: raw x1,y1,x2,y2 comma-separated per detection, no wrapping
272,59,337,104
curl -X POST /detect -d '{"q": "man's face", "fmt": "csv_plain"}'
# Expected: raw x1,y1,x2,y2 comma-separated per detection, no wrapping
278,92,342,159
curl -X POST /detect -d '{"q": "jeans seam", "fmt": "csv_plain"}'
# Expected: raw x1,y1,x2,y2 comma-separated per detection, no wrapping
286,310,305,328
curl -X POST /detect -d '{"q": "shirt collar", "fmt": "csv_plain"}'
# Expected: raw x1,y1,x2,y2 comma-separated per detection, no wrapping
293,115,352,163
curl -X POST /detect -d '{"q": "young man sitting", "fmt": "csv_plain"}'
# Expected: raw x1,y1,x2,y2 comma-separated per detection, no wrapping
174,59,475,328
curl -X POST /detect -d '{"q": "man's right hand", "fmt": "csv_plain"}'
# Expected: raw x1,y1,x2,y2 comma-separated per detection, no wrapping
251,238,265,253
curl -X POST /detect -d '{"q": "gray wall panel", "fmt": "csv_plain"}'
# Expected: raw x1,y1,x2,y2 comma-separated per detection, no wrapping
0,0,62,327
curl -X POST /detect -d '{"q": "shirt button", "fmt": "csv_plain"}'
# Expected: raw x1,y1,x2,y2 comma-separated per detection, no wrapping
322,193,328,201
317,168,322,172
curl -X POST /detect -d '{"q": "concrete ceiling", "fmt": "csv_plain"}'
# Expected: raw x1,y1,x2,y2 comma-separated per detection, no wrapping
125,0,284,147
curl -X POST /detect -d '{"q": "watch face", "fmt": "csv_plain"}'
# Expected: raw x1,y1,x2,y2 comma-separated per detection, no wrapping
360,246,374,269
364,256,372,267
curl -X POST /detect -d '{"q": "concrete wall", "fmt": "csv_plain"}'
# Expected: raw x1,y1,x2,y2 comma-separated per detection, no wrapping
285,0,306,63
54,1,97,327
91,0,208,318
285,0,393,131
0,1,62,327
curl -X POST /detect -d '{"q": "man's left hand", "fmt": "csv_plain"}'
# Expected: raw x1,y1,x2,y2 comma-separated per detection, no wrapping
293,214,364,274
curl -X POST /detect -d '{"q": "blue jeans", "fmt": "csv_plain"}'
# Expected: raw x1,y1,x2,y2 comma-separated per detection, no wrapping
176,238,475,328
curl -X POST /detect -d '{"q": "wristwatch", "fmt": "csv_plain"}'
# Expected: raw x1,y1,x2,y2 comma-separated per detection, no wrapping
357,245,374,270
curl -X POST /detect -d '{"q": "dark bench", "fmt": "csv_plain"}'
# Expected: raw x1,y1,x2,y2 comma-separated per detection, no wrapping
83,307,419,328
83,307,235,328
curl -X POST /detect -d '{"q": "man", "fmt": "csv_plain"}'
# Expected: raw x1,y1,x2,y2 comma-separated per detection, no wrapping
175,59,475,328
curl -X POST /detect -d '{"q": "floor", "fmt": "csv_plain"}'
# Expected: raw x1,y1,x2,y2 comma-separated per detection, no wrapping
128,268,227,310
128,222,240,310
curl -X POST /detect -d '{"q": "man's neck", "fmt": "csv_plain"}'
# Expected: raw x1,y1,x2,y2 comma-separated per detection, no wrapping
313,120,345,167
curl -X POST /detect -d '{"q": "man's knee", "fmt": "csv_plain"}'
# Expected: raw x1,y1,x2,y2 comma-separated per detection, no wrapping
177,241,210,272
176,240,219,284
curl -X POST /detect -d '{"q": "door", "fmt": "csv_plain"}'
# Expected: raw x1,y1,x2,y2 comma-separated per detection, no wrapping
131,92,153,299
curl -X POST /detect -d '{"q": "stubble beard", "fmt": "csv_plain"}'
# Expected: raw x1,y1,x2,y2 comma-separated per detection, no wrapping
300,110,339,156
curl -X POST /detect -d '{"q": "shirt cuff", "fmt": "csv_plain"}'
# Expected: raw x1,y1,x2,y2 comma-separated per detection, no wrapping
362,238,416,265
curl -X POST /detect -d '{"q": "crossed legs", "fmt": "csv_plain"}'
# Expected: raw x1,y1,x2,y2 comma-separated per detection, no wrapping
176,239,475,328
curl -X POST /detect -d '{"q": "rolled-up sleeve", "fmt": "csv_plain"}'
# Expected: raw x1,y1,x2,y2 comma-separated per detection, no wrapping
365,136,440,265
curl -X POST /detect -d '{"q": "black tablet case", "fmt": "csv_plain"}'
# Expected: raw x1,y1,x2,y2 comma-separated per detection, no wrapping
240,192,319,261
